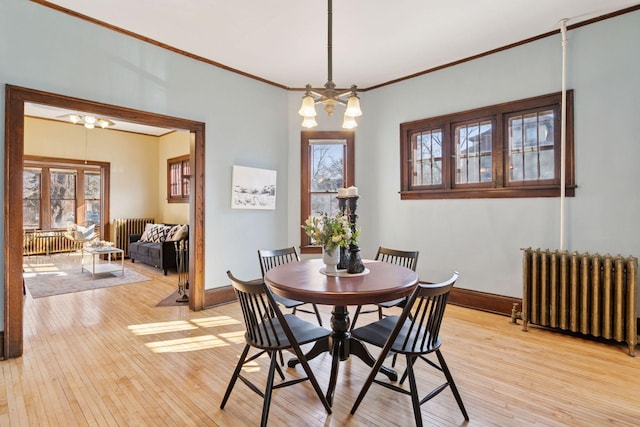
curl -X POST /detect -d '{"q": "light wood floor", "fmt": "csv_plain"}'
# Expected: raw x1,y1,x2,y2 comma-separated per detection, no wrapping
3,254,639,426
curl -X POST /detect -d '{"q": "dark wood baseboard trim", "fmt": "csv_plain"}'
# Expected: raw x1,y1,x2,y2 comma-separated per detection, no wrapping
449,287,521,317
202,285,639,333
204,285,235,308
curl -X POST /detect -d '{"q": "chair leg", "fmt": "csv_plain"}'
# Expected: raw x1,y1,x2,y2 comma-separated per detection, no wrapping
312,304,323,326
220,344,251,409
436,349,469,421
272,353,285,380
405,355,423,427
350,338,391,415
377,305,384,320
350,305,362,331
290,342,332,414
399,355,417,384
260,351,279,427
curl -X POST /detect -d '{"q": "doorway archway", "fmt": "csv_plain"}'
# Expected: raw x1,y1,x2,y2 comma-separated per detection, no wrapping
4,85,206,358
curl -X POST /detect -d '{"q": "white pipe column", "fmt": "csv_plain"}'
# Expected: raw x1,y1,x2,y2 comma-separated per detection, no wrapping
559,19,568,251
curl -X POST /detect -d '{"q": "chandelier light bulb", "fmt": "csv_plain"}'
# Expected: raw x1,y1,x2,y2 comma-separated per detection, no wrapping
302,115,318,128
342,114,358,129
84,115,97,125
298,94,317,117
345,93,362,117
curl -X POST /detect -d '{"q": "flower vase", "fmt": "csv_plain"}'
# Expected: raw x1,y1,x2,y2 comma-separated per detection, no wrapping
322,247,340,274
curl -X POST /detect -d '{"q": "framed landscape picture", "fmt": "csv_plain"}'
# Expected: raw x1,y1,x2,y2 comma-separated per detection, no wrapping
231,165,277,210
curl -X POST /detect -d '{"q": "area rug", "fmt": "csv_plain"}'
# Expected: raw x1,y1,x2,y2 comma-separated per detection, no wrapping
24,267,151,298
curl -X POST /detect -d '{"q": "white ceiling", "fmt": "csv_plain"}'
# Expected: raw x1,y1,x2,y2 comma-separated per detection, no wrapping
24,103,175,136
42,0,640,89
29,0,639,134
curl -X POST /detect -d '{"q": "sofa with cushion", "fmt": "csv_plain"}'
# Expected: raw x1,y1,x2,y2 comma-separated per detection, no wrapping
128,223,188,275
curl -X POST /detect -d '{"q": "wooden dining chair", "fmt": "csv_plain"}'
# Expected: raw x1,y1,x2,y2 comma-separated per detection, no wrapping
221,271,332,427
350,246,419,330
258,247,323,326
350,273,468,427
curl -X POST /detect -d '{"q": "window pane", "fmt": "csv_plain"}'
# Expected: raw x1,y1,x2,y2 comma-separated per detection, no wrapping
480,154,492,182
523,113,538,148
23,168,41,228
510,116,523,149
170,162,182,197
50,170,76,227
182,161,191,197
411,129,442,186
310,193,339,217
539,149,554,179
510,153,523,181
455,121,492,184
24,201,40,229
85,172,100,199
51,200,75,228
85,172,101,225
509,110,555,183
523,151,539,181
311,143,344,192
539,110,554,146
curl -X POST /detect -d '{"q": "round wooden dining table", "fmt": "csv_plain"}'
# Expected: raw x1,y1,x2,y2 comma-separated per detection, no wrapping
265,258,419,405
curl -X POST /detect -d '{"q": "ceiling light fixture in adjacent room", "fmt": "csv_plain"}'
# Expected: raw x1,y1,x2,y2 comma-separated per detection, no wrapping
298,0,362,129
60,114,115,129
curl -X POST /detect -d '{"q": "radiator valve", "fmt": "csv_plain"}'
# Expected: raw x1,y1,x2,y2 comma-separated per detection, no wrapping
510,303,522,324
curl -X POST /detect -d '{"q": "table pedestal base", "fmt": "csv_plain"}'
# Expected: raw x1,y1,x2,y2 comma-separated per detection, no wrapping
287,305,397,406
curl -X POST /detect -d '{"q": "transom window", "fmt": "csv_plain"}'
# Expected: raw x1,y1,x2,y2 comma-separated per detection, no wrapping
400,91,575,199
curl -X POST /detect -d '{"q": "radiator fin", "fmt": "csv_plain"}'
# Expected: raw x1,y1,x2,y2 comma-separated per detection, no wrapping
113,218,155,259
522,248,637,356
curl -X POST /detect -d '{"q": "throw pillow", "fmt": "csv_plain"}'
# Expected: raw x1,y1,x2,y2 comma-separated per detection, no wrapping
146,224,171,243
139,223,156,242
166,224,188,241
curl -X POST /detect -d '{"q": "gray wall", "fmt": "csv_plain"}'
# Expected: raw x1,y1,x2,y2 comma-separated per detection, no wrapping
288,10,640,298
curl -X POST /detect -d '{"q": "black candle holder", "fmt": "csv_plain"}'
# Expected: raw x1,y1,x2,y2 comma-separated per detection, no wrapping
337,194,365,274
337,197,350,270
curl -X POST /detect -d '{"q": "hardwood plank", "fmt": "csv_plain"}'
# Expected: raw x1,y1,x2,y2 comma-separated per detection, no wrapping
2,254,638,426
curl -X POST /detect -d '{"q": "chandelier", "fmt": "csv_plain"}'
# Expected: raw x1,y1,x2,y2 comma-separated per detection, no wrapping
59,114,115,129
298,0,362,129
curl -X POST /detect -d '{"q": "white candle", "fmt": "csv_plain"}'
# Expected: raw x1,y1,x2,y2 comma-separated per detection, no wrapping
347,186,358,196
337,187,348,197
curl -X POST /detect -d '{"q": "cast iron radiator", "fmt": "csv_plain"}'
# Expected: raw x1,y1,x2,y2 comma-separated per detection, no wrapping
515,248,637,356
23,230,75,255
113,218,155,258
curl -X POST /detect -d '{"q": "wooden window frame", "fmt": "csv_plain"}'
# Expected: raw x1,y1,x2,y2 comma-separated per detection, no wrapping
23,155,109,232
300,131,355,254
400,91,575,200
167,154,190,203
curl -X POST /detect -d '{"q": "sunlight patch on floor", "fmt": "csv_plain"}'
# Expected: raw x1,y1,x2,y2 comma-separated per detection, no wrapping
128,320,198,335
190,316,241,327
146,335,230,353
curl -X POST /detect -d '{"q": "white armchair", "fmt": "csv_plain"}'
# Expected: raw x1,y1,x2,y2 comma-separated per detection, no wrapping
64,223,98,252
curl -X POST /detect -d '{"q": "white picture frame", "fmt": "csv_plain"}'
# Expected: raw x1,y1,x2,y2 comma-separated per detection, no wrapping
231,165,277,210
